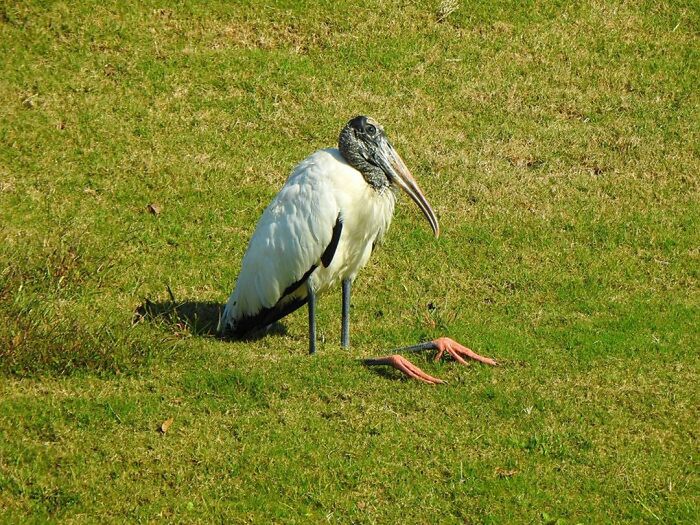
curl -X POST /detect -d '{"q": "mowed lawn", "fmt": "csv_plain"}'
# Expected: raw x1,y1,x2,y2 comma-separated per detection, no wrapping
1,0,698,522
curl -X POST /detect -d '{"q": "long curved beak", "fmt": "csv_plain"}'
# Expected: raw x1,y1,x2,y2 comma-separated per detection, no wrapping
374,139,440,238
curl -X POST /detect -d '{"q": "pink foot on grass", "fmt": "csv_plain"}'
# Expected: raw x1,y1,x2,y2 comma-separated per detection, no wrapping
364,354,445,385
432,337,499,366
365,337,498,384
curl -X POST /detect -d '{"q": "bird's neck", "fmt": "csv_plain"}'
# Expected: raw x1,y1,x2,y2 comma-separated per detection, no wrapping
338,146,390,192
361,166,391,191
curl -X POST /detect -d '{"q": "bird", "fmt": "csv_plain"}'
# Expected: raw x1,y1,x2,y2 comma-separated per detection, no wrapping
218,115,496,383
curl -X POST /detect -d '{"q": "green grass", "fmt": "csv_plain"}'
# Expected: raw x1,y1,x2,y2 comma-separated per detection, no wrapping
1,0,698,522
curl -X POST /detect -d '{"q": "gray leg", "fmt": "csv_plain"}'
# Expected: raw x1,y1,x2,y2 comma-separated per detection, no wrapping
376,341,437,355
341,278,351,348
364,339,497,365
307,282,317,355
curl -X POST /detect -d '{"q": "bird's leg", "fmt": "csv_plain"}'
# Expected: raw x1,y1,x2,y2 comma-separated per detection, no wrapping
307,282,317,355
341,278,351,348
364,338,498,384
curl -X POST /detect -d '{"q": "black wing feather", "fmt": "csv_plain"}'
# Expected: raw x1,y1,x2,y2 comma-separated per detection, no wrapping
321,214,343,268
229,296,308,338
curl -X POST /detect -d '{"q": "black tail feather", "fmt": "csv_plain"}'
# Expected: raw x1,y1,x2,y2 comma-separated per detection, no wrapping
223,296,308,339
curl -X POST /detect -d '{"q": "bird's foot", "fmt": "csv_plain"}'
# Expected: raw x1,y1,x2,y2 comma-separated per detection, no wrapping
432,337,499,366
364,355,445,385
364,337,498,384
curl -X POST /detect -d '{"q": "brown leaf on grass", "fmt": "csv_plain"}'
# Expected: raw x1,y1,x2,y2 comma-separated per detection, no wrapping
22,95,37,109
495,467,518,478
160,417,174,434
12,332,24,348
146,203,161,215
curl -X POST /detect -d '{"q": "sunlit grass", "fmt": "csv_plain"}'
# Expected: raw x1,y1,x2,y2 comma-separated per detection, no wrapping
1,0,698,522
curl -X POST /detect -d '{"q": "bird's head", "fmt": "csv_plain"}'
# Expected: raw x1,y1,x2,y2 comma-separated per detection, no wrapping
339,115,440,238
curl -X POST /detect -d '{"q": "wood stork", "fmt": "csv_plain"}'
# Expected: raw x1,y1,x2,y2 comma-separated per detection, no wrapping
218,116,496,383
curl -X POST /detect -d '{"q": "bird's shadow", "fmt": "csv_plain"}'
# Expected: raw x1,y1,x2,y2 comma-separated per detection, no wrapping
133,298,287,340
132,296,439,383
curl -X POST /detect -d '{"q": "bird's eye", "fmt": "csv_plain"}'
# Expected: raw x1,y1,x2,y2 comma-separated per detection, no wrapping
365,124,376,135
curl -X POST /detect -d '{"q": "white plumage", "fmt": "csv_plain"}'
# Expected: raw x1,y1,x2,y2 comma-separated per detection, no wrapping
220,147,395,333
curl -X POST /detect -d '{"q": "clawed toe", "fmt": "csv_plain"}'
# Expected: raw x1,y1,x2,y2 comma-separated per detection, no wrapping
364,354,445,385
364,337,497,384
432,337,498,366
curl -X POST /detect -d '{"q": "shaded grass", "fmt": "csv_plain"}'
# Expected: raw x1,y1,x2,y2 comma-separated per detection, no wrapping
1,0,699,522
0,232,161,376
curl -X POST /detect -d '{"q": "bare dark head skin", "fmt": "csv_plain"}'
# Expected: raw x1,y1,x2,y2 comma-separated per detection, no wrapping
338,115,440,238
338,116,391,190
